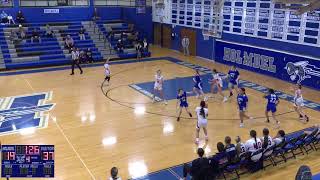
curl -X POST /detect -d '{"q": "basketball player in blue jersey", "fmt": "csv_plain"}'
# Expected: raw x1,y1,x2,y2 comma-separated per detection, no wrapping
227,65,240,98
264,89,280,127
237,88,252,128
176,89,193,121
192,70,205,99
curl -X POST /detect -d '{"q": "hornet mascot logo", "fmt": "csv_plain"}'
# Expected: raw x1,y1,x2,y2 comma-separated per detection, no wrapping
285,60,320,83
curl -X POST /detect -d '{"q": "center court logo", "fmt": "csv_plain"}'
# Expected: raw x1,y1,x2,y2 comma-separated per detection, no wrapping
0,92,55,136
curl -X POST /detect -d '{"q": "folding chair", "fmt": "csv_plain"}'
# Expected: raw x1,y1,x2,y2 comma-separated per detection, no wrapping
224,151,251,179
272,138,289,165
247,149,264,173
262,144,276,169
282,134,306,160
302,128,319,154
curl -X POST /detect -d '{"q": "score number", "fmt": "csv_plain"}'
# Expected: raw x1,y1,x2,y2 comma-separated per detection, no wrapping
42,152,54,161
2,152,16,160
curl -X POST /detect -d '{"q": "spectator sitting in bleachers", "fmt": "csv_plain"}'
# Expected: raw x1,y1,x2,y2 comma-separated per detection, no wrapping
116,39,124,53
135,42,143,60
16,10,25,24
120,32,126,41
65,35,74,52
79,27,86,40
18,24,26,40
109,167,121,180
31,29,41,43
273,130,286,146
128,23,134,31
134,31,139,42
45,24,54,37
108,31,114,40
181,148,210,180
79,49,86,63
86,48,93,63
1,11,8,24
9,30,19,44
142,38,148,52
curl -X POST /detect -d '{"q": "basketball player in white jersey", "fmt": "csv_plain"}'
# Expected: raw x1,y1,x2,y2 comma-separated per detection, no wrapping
195,101,208,144
235,136,246,157
153,70,167,105
260,128,274,156
292,84,309,122
103,58,111,85
245,130,263,162
208,69,228,102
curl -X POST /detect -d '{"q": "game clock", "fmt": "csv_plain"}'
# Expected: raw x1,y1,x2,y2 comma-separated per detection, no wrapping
1,145,54,178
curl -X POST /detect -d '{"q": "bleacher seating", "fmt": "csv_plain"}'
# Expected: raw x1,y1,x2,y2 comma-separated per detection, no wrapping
0,21,103,69
96,20,151,60
0,19,151,70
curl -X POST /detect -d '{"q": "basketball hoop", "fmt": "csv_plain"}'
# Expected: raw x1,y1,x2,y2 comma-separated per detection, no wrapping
202,29,222,39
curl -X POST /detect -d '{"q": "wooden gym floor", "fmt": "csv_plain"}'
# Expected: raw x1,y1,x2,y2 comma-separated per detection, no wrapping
0,46,320,180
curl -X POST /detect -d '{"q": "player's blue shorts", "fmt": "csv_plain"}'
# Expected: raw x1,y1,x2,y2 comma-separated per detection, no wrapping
230,80,238,85
239,106,246,112
194,82,203,90
180,102,188,107
266,105,277,113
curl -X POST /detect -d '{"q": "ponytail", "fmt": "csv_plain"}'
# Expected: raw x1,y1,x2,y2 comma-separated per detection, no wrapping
263,136,268,149
241,87,246,95
200,107,205,118
199,101,206,118
250,130,258,149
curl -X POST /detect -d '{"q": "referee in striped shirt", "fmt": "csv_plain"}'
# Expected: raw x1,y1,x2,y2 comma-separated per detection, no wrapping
70,48,83,75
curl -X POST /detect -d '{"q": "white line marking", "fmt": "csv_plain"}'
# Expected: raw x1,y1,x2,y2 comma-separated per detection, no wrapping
23,76,96,179
167,168,181,179
23,76,35,92
50,114,96,180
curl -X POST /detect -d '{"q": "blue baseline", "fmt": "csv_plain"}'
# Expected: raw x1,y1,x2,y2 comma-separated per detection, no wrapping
314,173,320,180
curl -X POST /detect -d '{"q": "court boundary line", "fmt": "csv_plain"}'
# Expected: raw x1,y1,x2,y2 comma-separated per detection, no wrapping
50,114,96,180
21,76,96,180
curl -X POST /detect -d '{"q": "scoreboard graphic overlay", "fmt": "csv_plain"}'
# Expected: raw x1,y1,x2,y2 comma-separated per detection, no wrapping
1,145,54,178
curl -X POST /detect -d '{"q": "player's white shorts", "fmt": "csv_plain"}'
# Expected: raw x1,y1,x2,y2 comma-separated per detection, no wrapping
213,79,223,88
154,83,163,91
250,150,263,162
294,97,304,107
196,119,207,129
105,70,110,76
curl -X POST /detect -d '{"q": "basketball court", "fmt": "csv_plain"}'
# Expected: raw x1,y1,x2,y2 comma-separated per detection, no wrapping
1,47,320,179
